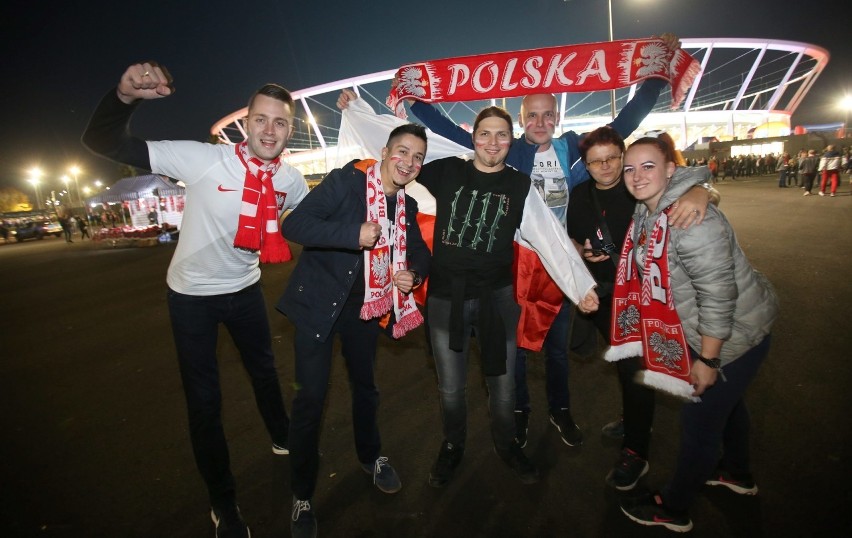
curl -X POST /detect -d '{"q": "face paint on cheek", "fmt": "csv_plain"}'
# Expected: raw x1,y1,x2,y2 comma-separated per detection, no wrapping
475,140,487,148
412,163,422,171
545,119,555,129
498,139,511,147
389,155,402,163
524,121,535,130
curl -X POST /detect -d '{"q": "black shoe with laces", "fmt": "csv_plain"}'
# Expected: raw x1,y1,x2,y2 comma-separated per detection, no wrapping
291,497,317,538
210,503,250,538
620,491,693,533
549,408,583,447
514,410,530,448
495,441,540,484
605,447,649,491
428,441,464,487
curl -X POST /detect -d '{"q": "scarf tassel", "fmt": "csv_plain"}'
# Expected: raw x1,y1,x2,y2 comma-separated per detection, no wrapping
233,226,262,252
603,342,643,363
392,309,424,339
638,370,700,403
259,240,292,263
360,295,393,321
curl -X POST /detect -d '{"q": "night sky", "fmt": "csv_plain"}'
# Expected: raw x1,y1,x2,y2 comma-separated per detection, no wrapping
1,0,848,193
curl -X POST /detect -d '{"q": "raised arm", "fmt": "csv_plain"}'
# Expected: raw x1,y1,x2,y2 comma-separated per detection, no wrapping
608,33,680,138
82,62,174,169
409,102,475,150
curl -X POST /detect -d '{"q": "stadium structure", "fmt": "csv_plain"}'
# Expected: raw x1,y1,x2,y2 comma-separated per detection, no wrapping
210,38,830,177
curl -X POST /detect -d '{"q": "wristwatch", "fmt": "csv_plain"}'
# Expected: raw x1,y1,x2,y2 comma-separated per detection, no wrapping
411,271,423,288
697,355,721,369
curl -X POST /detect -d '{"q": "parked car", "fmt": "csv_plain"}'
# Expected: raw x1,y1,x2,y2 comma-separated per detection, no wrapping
42,220,63,237
10,221,49,242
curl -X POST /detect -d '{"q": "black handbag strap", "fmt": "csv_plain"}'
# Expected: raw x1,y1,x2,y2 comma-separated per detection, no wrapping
587,182,619,267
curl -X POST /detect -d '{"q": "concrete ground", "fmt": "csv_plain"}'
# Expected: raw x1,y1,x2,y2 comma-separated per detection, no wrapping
1,173,850,537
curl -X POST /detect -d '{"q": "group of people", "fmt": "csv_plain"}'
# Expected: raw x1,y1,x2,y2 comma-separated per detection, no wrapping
83,33,778,537
780,145,846,197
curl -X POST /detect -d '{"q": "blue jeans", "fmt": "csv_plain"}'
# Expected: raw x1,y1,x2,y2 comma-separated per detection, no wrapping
289,300,382,501
515,300,573,414
427,285,519,451
167,282,289,510
662,335,771,511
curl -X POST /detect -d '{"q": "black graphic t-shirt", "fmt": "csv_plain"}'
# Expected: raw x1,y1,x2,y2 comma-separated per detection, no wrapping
418,157,531,299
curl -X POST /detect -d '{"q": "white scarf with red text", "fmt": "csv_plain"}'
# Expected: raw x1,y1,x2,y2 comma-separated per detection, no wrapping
360,161,423,338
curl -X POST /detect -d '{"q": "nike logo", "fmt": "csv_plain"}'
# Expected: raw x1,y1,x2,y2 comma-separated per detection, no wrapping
653,516,674,523
218,185,238,192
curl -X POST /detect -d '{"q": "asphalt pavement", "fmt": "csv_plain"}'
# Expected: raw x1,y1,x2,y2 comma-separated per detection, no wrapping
1,173,850,537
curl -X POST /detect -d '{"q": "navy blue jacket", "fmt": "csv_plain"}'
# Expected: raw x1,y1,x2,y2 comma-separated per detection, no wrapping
277,160,430,342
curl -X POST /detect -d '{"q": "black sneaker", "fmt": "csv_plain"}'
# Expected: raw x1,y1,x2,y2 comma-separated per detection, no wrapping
605,448,649,491
601,416,624,439
495,441,540,484
272,441,289,455
291,497,317,538
428,441,464,488
361,456,402,493
514,410,530,448
620,491,693,533
705,468,758,495
210,503,250,538
549,409,583,447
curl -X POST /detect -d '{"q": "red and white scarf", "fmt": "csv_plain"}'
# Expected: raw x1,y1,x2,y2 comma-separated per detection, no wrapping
604,207,696,401
233,142,292,263
359,161,423,338
387,37,700,118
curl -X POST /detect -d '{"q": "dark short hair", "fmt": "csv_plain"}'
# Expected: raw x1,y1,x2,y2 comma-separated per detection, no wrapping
386,123,428,152
473,106,513,134
247,84,296,113
579,126,625,161
628,136,678,164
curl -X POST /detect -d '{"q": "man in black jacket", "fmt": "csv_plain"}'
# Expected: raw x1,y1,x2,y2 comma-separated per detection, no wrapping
277,123,431,538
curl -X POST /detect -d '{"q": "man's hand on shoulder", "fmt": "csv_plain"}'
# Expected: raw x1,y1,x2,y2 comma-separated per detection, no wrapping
117,62,173,105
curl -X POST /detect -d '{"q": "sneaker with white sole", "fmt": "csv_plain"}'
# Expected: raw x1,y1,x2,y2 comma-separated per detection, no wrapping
272,441,289,455
705,468,758,495
605,448,649,491
549,408,583,447
620,491,693,533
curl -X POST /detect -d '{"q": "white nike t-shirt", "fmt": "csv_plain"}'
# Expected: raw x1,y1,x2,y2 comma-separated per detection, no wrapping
530,145,568,226
148,140,308,295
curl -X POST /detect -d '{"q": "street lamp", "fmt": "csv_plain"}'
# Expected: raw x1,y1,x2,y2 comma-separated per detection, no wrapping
28,178,42,210
28,167,44,210
69,165,82,208
607,0,616,119
841,95,852,137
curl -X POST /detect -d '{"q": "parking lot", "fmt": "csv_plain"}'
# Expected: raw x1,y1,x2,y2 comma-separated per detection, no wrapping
1,174,850,537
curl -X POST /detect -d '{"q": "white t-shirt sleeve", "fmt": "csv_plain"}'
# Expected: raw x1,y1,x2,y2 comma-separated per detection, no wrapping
147,140,224,185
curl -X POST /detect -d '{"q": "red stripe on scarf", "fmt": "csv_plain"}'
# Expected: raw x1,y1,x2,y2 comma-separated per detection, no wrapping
387,37,699,118
233,142,292,263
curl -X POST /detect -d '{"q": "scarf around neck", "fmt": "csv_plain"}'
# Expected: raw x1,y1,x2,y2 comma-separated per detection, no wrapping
357,160,423,338
233,142,292,263
604,206,697,401
387,37,700,118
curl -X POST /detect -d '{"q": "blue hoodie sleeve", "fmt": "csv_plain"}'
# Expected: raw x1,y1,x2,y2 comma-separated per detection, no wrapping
410,101,475,150
607,78,666,138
